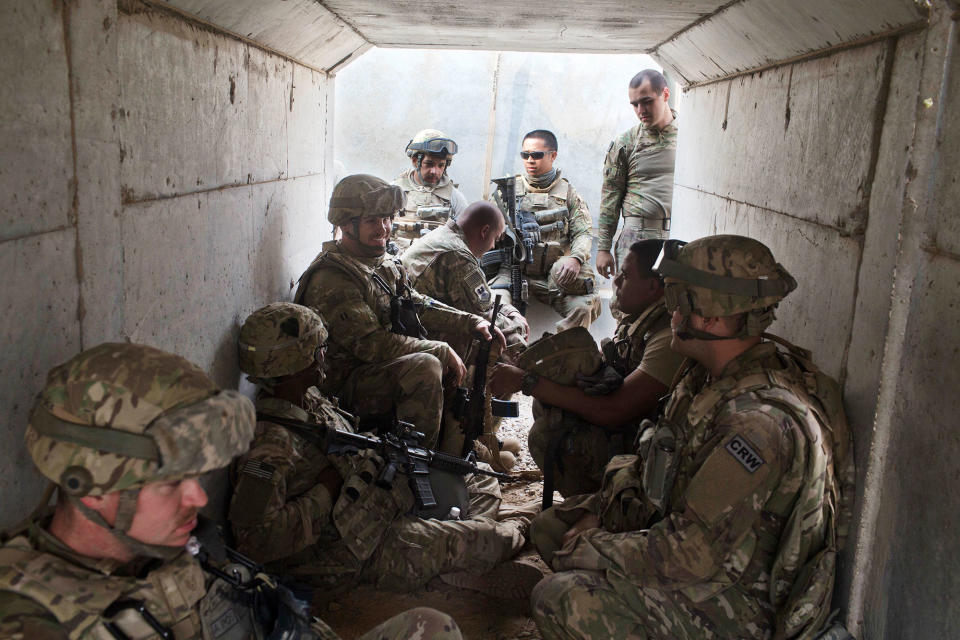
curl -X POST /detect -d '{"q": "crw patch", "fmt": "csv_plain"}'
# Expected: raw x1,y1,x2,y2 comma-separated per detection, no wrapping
725,435,765,473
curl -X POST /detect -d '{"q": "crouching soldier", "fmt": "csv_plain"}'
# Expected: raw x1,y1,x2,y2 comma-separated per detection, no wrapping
229,303,542,600
0,342,463,640
490,239,684,498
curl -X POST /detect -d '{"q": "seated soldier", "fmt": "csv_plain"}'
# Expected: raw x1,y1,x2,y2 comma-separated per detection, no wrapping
528,236,855,640
402,200,530,469
229,303,542,599
487,129,601,332
489,239,684,497
391,129,469,251
294,174,505,454
0,342,463,640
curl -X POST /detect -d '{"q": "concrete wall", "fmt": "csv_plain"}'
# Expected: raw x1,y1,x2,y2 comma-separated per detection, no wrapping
671,3,960,637
333,48,664,212
0,0,333,528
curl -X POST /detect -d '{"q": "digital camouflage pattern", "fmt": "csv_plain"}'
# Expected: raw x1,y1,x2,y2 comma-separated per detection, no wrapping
598,116,678,254
660,235,797,322
391,170,468,245
527,303,678,497
24,342,255,496
401,220,528,350
238,303,327,379
294,240,481,449
489,171,600,332
530,340,853,640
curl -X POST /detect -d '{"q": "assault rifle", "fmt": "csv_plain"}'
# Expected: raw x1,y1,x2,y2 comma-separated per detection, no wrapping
451,295,519,458
256,414,514,520
482,176,535,314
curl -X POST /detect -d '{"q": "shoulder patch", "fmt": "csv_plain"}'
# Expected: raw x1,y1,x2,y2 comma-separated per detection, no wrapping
725,435,766,473
239,458,276,480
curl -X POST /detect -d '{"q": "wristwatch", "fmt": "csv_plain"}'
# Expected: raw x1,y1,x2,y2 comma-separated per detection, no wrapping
521,371,540,396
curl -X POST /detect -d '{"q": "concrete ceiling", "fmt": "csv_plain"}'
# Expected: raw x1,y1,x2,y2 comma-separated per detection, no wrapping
159,0,928,81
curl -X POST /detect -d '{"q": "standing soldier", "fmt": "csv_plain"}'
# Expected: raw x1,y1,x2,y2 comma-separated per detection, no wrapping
294,174,504,453
597,69,678,312
0,342,463,640
529,236,855,640
489,130,601,332
391,129,469,250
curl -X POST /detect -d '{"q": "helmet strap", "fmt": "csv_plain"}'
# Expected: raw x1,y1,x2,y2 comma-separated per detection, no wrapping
674,314,738,342
70,491,183,560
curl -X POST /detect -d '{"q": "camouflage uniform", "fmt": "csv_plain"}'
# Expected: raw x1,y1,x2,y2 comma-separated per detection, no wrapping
230,303,529,595
391,169,469,248
530,237,855,640
528,301,683,497
402,219,528,353
490,171,601,332
598,115,678,269
294,239,481,450
0,343,461,640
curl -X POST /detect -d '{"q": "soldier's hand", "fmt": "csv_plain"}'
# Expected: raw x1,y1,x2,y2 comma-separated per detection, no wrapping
489,363,524,396
596,250,615,278
554,256,582,286
509,310,530,338
444,348,467,386
576,365,624,396
475,320,508,353
562,513,601,547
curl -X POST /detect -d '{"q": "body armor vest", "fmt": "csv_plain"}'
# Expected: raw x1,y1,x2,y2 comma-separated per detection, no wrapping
605,303,671,377
599,338,852,637
0,535,238,640
515,175,573,277
391,171,457,244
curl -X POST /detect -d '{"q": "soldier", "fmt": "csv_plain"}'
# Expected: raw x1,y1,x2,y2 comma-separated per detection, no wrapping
294,174,504,453
528,236,855,640
489,129,601,332
0,342,463,640
391,129,469,250
230,303,542,598
401,201,530,470
488,239,684,496
597,70,678,314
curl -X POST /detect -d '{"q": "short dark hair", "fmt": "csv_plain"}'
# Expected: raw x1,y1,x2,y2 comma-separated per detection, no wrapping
629,69,667,94
523,129,558,152
629,239,665,278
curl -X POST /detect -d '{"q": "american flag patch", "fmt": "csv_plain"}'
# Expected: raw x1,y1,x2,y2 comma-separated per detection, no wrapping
240,459,275,480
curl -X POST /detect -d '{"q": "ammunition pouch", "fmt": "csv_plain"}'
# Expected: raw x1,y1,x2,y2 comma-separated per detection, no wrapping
390,296,428,339
597,454,651,533
640,420,679,517
527,242,564,278
333,452,413,563
416,205,450,221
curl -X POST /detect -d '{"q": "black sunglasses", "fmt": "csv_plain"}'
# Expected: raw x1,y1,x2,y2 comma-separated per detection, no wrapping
520,151,547,160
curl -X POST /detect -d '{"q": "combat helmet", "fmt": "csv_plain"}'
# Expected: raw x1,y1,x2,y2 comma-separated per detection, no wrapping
405,129,458,160
655,235,797,339
24,342,255,557
327,173,406,227
239,302,327,383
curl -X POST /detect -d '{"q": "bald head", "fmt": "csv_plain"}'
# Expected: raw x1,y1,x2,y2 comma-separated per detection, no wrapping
458,201,505,258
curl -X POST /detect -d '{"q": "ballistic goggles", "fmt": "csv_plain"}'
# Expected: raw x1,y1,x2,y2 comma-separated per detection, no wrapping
407,137,458,156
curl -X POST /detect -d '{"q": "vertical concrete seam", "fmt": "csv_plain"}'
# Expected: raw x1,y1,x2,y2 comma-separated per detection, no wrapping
845,13,954,634
837,37,898,388
481,53,502,200
61,0,85,348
